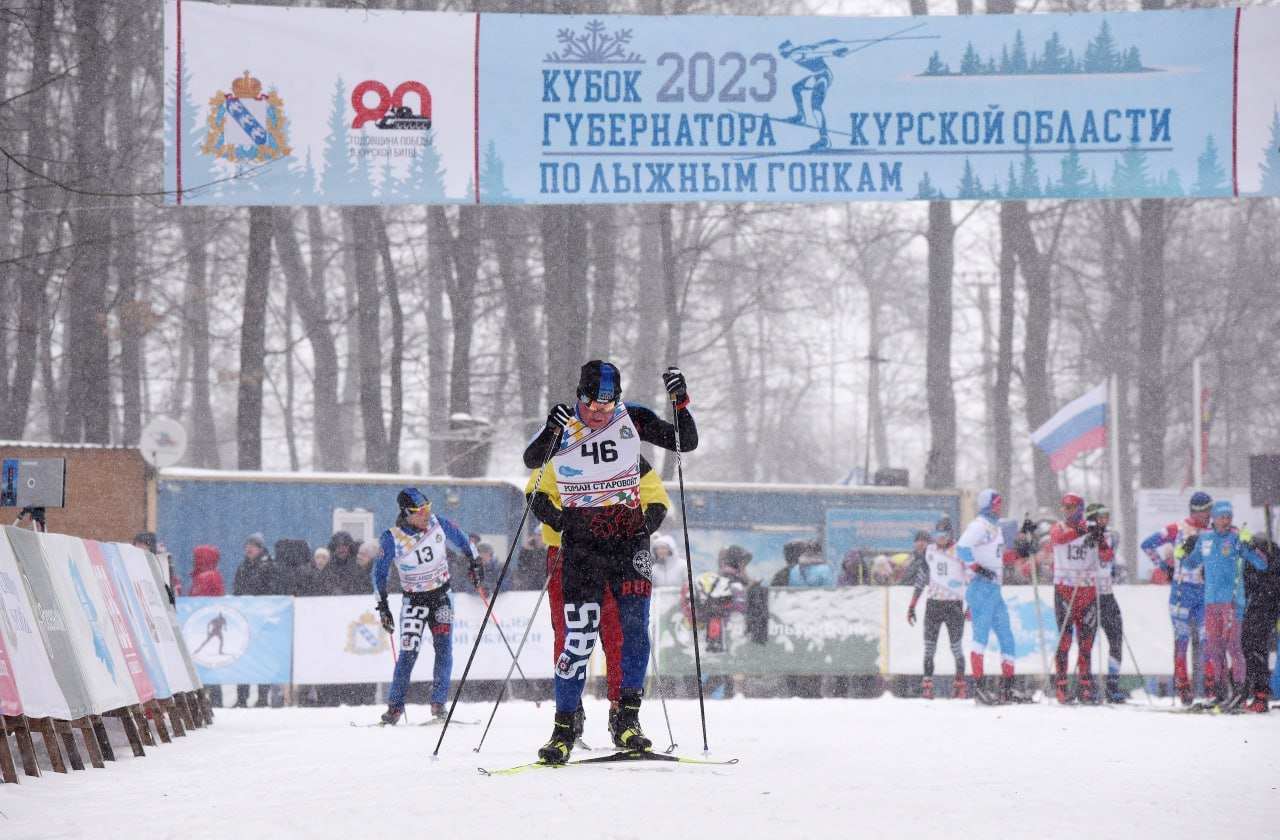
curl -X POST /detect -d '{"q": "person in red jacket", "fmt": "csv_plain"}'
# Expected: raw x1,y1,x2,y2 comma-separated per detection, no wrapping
188,544,227,596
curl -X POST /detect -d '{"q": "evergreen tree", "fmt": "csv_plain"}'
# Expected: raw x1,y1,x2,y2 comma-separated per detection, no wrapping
915,171,942,199
319,77,358,200
956,158,983,199
926,51,948,75
1193,134,1227,196
1005,162,1020,199
480,140,519,203
960,43,982,75
1018,150,1041,198
1041,32,1068,73
1000,46,1010,74
1110,144,1152,197
1123,46,1144,72
401,130,448,202
1258,107,1280,195
1085,21,1119,73
1057,147,1089,197
1161,168,1183,197
1009,30,1029,74
165,42,221,200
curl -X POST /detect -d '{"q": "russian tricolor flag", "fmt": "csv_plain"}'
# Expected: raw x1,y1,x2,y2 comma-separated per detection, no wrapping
1030,382,1108,473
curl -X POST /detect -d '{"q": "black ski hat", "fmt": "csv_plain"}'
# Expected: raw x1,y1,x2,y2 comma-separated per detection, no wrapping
577,360,622,403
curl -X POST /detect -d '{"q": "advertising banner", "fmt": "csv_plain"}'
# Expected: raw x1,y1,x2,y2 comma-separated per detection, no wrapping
292,592,554,684
825,506,953,560
177,596,293,685
5,527,93,718
654,586,883,676
886,584,1172,675
0,530,73,718
144,550,202,691
31,532,140,714
82,540,156,703
121,545,193,694
99,542,172,700
166,3,1280,206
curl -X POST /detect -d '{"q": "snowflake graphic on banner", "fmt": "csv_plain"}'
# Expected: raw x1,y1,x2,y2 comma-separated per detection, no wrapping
545,20,642,64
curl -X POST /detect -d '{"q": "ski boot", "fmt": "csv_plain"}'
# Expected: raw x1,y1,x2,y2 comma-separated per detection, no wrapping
1077,677,1098,705
610,691,652,751
1175,678,1194,706
973,676,1002,706
1244,690,1270,714
952,677,968,700
1104,675,1128,704
1055,678,1074,705
380,705,403,726
537,711,577,765
921,676,935,700
430,703,446,720
1216,683,1245,712
1002,678,1034,704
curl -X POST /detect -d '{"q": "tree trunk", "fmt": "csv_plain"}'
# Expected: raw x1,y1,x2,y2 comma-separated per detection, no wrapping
488,206,543,431
1007,201,1059,507
62,0,113,444
112,14,144,446
351,207,392,472
179,210,219,469
1137,198,1168,488
924,201,957,488
541,206,589,403
447,207,481,417
586,205,618,359
2,0,56,438
426,207,450,472
993,204,1017,492
274,207,344,470
237,207,274,470
375,214,403,469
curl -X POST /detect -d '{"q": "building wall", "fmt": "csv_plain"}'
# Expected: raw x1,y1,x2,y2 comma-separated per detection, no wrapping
0,443,147,542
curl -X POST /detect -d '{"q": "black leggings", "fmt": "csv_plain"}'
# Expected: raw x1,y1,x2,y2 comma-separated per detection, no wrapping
1099,593,1123,674
923,600,965,676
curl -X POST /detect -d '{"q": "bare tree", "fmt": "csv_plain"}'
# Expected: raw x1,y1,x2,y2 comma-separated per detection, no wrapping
238,207,273,470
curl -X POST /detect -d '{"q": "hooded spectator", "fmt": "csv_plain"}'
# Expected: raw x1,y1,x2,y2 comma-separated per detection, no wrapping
788,541,834,587
650,534,686,587
772,539,808,587
296,547,345,597
870,554,895,586
188,545,226,596
836,548,867,587
327,531,362,593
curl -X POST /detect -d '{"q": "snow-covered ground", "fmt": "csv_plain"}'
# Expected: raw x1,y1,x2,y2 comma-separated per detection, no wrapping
3,696,1276,839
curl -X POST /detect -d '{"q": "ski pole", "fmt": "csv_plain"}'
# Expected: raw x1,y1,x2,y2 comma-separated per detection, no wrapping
386,631,405,724
647,623,677,754
474,547,562,754
669,388,711,756
432,430,561,758
475,583,541,709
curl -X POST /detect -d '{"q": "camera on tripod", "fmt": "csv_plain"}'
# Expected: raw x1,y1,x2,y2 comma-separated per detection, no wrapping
2,457,67,531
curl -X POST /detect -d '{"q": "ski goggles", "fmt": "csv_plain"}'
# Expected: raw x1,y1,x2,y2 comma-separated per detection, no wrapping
401,488,431,513
578,393,618,412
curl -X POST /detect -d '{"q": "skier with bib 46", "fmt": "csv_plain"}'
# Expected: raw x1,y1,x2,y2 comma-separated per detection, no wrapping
523,360,697,764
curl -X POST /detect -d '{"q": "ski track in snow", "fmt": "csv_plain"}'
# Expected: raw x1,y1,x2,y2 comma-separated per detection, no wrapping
2,696,1276,839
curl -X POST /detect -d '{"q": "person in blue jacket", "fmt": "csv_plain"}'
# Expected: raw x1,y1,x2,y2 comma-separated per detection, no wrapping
788,540,835,587
1140,491,1213,704
1194,500,1266,706
372,487,479,725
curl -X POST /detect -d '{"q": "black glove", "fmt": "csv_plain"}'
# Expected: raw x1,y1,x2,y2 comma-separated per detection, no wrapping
1020,517,1036,535
971,564,996,582
643,503,668,535
906,604,917,626
1181,534,1198,555
662,366,688,400
1082,532,1098,550
468,559,484,590
376,595,394,634
546,403,573,431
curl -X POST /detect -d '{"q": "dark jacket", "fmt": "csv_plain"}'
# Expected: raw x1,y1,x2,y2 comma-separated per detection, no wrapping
233,552,287,596
295,563,347,597
328,532,369,595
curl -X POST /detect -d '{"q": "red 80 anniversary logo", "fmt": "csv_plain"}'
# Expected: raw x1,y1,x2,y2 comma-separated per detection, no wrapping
351,80,433,130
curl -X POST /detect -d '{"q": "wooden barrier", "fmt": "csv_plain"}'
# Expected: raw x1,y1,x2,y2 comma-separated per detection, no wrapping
71,717,105,768
1,715,20,783
3,715,40,780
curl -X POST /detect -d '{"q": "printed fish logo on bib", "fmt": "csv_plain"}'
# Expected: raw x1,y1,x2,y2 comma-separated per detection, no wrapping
553,407,642,509
202,70,292,163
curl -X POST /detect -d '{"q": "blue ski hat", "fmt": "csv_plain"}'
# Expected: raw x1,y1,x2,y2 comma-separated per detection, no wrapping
578,360,621,404
1211,500,1233,518
1189,491,1213,513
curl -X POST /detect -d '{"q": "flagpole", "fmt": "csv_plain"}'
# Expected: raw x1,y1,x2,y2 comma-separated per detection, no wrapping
1192,357,1203,487
1108,374,1125,574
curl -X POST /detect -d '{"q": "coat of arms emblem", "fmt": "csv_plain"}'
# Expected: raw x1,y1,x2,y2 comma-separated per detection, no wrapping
202,70,291,163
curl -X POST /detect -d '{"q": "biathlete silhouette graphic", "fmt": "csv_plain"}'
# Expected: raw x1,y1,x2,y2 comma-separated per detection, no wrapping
773,23,937,153
194,612,228,656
